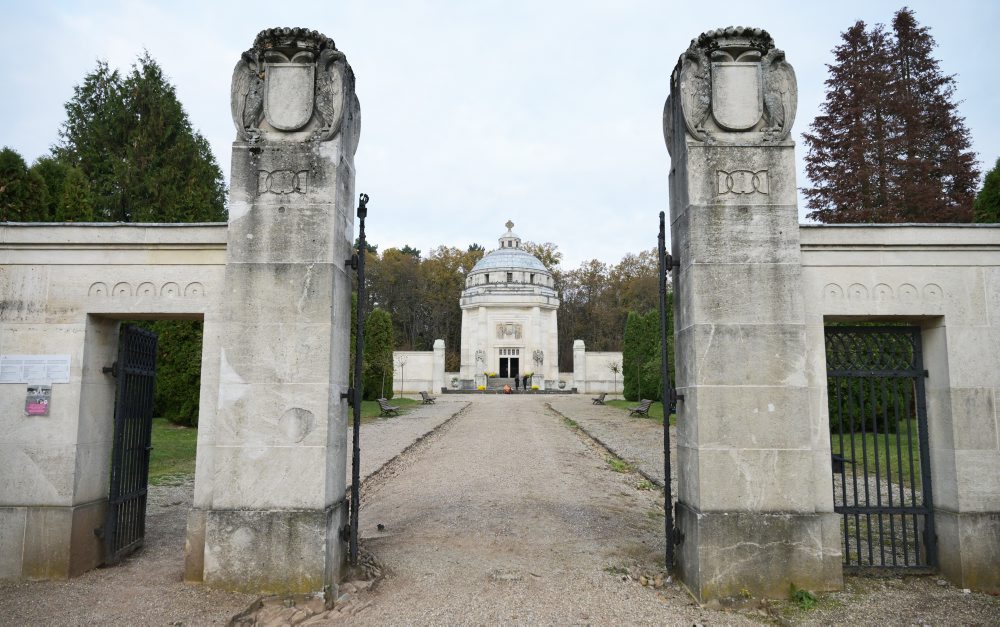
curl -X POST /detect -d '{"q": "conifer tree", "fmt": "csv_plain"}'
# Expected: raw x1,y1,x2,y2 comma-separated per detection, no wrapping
975,158,1000,223
55,54,226,222
55,167,95,222
804,8,978,222
363,308,395,400
0,148,48,221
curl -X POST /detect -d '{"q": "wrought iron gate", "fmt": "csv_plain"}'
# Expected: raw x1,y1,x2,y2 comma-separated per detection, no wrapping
825,325,936,571
100,324,158,564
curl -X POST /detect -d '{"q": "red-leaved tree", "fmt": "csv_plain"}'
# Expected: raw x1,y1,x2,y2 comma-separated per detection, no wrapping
804,8,979,223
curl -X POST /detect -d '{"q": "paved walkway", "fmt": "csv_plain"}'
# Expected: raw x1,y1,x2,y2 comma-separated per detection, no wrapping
549,396,677,488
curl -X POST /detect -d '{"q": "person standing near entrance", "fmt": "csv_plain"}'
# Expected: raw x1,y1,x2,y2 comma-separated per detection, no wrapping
522,374,529,390
514,376,520,391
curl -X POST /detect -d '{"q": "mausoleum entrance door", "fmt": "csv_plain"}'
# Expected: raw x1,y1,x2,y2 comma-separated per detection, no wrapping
500,357,519,379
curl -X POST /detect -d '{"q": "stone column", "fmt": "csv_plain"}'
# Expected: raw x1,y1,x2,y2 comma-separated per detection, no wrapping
432,339,446,393
664,27,841,601
572,339,586,392
196,27,361,595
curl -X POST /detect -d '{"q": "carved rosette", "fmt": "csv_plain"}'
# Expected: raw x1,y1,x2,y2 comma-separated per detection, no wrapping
664,26,796,148
231,27,360,150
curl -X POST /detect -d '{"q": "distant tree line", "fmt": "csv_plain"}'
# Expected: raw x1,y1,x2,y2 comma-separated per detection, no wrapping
359,240,665,373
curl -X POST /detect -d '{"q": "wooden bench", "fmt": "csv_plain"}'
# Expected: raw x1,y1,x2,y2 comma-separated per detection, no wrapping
628,399,653,417
591,392,606,405
420,391,436,404
377,398,400,416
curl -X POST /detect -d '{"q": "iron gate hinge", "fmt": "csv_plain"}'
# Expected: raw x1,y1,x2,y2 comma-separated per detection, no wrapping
345,254,358,270
102,361,119,377
340,388,355,407
923,369,929,377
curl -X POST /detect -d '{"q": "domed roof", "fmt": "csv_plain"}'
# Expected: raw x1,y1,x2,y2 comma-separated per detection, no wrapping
469,220,549,274
472,248,548,273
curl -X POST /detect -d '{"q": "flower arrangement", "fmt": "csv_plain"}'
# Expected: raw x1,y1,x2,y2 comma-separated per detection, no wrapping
522,371,533,378
484,371,497,378
477,385,486,391
531,385,540,390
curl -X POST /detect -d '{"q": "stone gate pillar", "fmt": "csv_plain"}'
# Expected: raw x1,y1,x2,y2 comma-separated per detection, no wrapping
191,27,361,594
664,27,841,601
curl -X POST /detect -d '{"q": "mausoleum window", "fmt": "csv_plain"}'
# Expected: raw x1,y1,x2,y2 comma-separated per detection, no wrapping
507,272,513,282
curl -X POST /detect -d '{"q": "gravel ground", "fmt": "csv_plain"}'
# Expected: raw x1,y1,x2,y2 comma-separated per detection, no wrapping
349,398,470,487
549,396,676,488
0,478,257,626
3,396,997,625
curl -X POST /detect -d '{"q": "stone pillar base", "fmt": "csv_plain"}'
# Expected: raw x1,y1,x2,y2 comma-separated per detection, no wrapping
676,502,843,601
202,503,346,595
0,500,107,580
936,509,1000,593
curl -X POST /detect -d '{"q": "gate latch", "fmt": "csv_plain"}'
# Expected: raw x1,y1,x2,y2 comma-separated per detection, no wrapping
102,361,119,378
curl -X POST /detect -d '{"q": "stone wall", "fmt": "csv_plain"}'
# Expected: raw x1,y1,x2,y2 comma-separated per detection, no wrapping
800,224,1000,592
0,223,226,581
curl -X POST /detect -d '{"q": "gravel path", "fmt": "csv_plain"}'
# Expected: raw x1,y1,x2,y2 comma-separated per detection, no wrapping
353,394,743,624
349,398,470,487
549,396,676,488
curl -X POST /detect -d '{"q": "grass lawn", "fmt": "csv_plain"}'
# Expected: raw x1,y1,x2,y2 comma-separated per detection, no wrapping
605,399,676,426
149,418,198,485
148,398,423,484
358,397,420,424
831,419,922,489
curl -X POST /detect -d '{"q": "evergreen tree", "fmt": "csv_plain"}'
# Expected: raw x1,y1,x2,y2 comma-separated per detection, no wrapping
622,311,662,402
362,308,395,401
804,8,978,223
0,147,48,222
30,156,70,221
55,54,226,222
975,158,1000,223
55,167,95,222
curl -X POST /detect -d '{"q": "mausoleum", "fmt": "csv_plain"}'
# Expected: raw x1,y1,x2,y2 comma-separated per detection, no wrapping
458,221,559,389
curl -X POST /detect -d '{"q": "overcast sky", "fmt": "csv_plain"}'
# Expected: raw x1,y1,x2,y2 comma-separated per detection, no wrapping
2,0,996,267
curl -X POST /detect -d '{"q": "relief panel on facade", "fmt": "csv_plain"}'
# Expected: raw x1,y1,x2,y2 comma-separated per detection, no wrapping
87,281,208,299
496,323,523,340
822,282,944,304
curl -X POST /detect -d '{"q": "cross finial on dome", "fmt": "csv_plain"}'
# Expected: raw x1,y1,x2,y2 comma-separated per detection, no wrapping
505,220,514,230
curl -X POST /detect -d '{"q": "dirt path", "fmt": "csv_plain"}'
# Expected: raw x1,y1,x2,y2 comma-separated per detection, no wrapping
353,394,740,624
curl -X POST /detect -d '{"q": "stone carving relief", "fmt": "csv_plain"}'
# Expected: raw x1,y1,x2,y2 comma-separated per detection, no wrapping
475,349,486,365
257,169,309,195
532,350,544,366
231,27,360,150
717,169,768,195
496,323,523,340
665,27,796,148
88,281,207,299
822,282,943,304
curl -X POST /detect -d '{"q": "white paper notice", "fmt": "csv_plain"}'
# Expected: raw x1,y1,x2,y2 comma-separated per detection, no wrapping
0,355,71,384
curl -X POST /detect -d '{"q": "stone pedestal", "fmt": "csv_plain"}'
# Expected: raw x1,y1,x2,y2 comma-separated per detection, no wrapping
664,27,841,601
193,27,360,595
